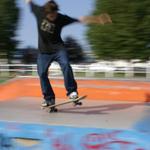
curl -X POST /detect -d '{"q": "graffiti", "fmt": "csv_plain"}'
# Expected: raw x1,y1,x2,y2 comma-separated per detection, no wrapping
0,122,149,150
81,132,146,150
53,138,73,150
52,134,74,150
44,128,53,138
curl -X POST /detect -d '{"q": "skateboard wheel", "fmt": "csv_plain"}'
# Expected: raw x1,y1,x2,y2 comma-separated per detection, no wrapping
78,102,82,105
50,108,58,113
77,102,82,105
54,108,58,112
74,101,82,106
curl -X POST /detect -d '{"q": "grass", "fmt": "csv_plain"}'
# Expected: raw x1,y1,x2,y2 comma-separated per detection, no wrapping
0,71,148,81
134,73,146,78
0,79,7,84
0,76,14,84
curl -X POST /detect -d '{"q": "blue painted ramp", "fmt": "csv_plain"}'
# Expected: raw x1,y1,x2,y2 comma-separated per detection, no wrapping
0,121,149,150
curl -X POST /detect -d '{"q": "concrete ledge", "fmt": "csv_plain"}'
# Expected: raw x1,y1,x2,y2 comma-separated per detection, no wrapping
0,77,150,102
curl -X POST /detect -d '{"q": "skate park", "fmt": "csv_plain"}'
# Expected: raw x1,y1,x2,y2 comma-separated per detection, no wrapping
1,0,150,149
0,67,150,149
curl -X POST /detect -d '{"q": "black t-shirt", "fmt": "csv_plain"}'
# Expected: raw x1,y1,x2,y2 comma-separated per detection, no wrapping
30,2,79,53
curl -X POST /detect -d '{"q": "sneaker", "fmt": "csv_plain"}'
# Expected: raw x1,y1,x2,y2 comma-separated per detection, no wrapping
41,99,55,107
69,92,78,100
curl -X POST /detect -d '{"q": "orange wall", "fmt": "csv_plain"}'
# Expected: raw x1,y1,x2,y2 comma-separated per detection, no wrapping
0,78,150,102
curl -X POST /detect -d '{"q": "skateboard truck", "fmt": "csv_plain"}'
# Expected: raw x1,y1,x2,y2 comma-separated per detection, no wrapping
73,100,82,106
50,107,58,113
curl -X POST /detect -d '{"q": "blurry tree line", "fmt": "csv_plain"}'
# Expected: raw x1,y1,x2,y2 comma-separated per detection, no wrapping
87,0,150,60
4,0,150,62
64,37,85,63
0,0,19,61
15,37,85,64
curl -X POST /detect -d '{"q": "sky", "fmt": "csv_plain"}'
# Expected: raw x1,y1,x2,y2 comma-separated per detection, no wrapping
15,0,95,49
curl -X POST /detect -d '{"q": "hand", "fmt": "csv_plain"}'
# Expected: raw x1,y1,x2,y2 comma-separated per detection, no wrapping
99,13,112,24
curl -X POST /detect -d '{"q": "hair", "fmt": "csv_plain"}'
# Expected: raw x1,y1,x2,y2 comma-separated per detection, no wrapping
44,0,59,14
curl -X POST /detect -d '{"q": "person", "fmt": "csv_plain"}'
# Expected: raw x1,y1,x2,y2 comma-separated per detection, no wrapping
24,0,111,107
24,0,86,107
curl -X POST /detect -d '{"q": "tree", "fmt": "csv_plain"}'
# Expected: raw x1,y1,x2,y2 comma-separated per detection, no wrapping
0,0,19,61
87,0,150,60
64,36,85,63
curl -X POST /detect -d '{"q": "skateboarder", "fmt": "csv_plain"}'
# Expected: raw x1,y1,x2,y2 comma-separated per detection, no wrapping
25,0,111,107
24,0,85,107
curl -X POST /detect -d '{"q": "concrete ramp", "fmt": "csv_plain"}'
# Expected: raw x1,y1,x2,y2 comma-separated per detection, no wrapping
0,97,149,149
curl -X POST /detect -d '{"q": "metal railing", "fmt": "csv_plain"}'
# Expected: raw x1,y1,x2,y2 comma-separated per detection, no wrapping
0,63,150,80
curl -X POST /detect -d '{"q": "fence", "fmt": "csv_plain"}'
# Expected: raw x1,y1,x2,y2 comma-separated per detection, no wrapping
0,63,150,79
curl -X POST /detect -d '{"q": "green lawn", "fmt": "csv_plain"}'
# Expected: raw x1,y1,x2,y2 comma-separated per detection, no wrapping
0,78,12,84
0,71,148,82
0,79,6,84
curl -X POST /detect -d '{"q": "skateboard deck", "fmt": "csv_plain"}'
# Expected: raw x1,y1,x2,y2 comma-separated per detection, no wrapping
42,95,87,113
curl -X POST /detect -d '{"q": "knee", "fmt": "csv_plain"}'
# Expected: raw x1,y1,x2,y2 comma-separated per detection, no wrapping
61,61,70,69
38,70,48,78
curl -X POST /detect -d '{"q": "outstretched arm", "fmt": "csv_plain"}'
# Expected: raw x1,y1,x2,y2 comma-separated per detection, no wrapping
79,13,112,25
24,0,42,17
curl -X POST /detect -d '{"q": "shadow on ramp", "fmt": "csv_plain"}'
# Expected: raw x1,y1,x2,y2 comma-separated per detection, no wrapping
59,102,149,115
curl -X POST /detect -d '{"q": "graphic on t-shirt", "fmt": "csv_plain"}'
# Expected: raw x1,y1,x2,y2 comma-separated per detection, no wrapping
41,19,55,34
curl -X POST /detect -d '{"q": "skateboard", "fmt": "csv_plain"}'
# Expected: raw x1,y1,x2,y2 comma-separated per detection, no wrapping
42,95,87,113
